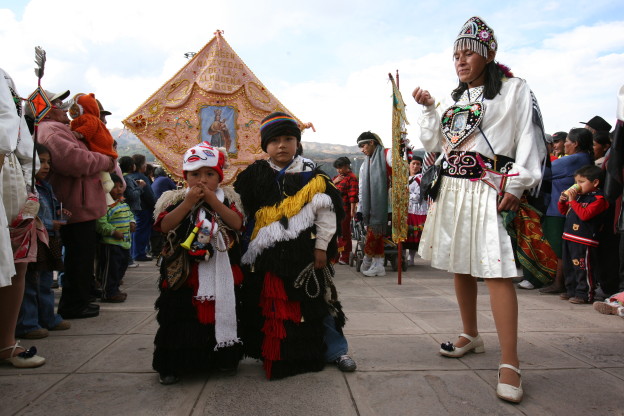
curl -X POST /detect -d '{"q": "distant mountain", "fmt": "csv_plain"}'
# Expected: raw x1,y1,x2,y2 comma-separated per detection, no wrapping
109,128,156,162
108,127,363,170
107,128,422,177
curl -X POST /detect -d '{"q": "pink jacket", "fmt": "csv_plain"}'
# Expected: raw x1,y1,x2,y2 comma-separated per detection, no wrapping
37,119,114,223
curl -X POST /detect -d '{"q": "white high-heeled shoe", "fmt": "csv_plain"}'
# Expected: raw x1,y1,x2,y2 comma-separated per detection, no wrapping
439,333,485,357
496,363,523,403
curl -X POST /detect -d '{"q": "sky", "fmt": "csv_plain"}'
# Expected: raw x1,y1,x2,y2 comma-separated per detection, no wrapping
1,0,623,149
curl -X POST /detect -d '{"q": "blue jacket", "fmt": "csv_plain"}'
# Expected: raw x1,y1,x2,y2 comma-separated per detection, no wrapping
127,172,156,211
544,152,593,217
152,176,177,202
35,179,60,237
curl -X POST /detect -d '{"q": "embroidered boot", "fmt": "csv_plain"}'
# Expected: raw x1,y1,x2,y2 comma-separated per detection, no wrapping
362,257,386,277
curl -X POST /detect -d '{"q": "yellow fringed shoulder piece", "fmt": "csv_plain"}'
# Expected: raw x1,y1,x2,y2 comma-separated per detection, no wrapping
251,175,327,240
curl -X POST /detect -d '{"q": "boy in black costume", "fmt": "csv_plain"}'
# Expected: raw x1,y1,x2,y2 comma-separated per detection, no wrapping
234,112,356,379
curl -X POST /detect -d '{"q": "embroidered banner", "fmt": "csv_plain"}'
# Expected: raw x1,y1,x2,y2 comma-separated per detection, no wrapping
389,75,409,243
122,31,303,184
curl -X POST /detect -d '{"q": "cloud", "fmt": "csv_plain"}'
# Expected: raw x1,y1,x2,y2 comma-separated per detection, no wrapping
1,0,622,152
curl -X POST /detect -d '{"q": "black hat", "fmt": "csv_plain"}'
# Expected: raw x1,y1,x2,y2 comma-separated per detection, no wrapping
551,131,567,142
259,112,301,152
580,116,611,132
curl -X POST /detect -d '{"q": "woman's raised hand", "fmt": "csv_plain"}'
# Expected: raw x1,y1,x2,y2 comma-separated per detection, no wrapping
412,87,434,106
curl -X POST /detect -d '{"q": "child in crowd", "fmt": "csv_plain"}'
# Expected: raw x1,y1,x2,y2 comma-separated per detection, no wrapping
16,144,71,339
95,174,135,303
332,156,358,265
119,156,145,269
558,165,609,304
152,143,244,385
234,112,356,380
68,93,118,202
406,156,427,266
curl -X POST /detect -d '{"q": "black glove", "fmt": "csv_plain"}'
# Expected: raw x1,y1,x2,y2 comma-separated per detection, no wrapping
355,212,363,222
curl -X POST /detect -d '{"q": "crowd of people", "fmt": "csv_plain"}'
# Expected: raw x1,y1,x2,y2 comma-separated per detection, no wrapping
0,83,358,386
2,14,623,406
0,73,183,369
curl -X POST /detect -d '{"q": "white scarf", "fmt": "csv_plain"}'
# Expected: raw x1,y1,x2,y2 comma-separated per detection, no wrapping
267,155,316,172
194,189,241,350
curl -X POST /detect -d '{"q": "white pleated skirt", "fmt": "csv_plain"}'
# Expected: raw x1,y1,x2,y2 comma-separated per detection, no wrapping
418,175,520,278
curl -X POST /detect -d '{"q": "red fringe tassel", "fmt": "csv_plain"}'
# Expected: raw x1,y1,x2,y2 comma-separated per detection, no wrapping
263,360,273,379
260,272,302,379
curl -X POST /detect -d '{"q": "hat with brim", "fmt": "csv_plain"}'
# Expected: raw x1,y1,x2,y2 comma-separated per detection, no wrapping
45,90,71,110
25,89,70,119
580,116,612,132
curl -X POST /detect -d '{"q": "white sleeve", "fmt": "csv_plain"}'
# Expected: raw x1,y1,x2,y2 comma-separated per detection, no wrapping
0,69,20,154
14,116,38,187
314,205,336,251
417,102,444,153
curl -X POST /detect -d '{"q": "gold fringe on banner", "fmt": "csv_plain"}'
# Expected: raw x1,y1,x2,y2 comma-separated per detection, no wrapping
389,75,409,243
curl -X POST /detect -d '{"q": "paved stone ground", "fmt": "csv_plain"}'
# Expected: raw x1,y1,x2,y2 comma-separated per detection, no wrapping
2,257,624,416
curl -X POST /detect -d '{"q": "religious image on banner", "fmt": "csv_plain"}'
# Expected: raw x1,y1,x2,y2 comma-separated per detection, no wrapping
201,105,237,154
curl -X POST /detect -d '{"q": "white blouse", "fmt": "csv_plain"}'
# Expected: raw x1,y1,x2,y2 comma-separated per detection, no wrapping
418,78,546,198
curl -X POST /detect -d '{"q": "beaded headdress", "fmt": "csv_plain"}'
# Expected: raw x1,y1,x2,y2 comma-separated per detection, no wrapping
454,16,497,59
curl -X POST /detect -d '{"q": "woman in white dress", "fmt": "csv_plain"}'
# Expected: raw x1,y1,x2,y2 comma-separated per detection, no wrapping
412,17,546,403
0,68,45,368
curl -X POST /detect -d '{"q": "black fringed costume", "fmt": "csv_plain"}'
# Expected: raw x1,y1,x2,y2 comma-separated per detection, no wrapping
234,158,346,380
152,188,244,378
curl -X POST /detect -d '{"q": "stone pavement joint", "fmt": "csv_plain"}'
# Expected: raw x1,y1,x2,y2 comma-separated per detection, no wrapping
1,257,623,415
